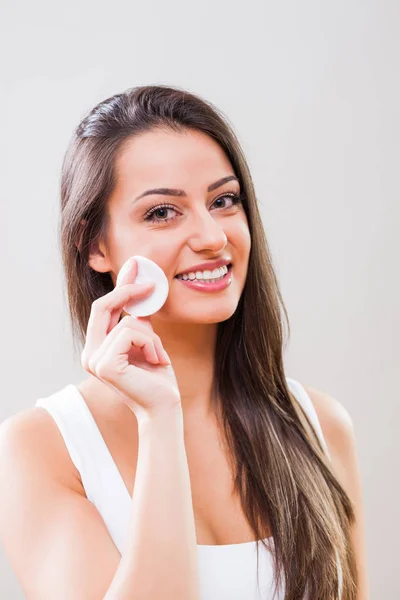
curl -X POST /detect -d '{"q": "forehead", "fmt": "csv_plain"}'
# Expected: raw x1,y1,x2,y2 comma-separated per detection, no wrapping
114,128,234,194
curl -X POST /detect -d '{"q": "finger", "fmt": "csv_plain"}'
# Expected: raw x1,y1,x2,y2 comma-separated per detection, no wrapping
147,328,170,364
118,259,155,334
128,319,170,364
116,258,158,334
93,328,160,383
112,257,160,332
110,257,140,330
113,316,170,364
117,256,139,287
100,315,170,366
83,283,155,360
91,315,161,369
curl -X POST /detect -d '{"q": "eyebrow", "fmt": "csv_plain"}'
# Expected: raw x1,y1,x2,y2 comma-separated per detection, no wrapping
132,175,240,204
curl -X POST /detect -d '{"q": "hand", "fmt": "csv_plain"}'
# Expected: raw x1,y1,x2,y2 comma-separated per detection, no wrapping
80,257,181,420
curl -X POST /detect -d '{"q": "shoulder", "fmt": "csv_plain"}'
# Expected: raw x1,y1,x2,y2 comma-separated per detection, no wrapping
0,408,83,494
0,407,61,451
0,408,53,454
302,384,369,598
301,384,357,508
301,384,354,454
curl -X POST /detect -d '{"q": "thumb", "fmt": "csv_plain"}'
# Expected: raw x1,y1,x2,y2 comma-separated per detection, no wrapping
118,258,156,333
117,256,139,287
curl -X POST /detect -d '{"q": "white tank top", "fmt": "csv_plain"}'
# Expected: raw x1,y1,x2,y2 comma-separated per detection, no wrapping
34,376,342,599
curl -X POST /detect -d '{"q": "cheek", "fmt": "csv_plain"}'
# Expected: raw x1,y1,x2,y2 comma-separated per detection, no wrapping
141,243,180,280
112,239,178,283
242,224,252,253
229,218,251,256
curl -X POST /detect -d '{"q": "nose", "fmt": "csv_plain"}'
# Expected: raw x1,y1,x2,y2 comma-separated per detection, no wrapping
187,209,228,252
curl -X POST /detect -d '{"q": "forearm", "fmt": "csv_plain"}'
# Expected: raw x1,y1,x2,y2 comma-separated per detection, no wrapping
104,406,201,600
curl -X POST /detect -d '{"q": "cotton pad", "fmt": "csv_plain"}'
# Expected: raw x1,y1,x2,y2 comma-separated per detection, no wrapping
116,255,169,317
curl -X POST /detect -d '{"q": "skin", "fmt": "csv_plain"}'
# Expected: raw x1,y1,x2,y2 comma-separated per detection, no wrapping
82,127,369,594
86,127,251,421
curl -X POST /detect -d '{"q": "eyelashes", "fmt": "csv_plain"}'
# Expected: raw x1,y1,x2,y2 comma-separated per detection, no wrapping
142,192,245,225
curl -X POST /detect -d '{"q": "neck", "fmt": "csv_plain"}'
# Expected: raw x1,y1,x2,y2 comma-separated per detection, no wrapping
150,318,218,419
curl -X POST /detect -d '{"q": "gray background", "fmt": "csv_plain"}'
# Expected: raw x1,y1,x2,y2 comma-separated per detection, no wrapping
1,0,399,597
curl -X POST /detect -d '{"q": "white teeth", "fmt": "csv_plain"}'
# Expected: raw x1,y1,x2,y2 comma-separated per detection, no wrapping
177,264,229,281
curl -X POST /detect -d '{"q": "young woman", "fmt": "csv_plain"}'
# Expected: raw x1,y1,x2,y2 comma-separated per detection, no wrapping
0,85,368,599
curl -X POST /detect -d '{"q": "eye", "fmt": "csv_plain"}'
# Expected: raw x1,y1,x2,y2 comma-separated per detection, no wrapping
212,192,244,211
143,203,179,224
142,192,244,225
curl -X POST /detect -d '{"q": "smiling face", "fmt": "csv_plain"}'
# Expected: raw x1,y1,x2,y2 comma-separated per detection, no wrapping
90,127,251,325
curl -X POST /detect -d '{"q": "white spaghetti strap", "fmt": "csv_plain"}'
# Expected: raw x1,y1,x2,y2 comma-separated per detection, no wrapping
286,377,331,460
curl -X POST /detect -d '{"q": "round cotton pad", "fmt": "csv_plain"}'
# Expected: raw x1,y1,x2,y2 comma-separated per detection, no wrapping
116,255,169,317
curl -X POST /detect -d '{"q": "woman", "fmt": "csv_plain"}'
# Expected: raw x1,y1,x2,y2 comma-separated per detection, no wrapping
0,85,367,599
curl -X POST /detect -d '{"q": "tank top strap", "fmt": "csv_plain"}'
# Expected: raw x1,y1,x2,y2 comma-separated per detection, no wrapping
285,377,331,460
34,384,131,554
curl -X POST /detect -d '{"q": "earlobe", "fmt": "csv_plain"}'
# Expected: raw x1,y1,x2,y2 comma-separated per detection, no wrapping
87,245,111,273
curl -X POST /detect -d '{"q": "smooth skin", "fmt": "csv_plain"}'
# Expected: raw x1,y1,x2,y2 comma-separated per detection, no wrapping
0,128,368,598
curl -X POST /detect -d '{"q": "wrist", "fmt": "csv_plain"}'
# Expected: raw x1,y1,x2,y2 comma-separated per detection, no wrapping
136,398,183,424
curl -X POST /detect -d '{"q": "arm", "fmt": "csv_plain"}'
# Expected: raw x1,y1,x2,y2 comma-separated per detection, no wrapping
105,405,201,600
304,385,370,600
0,406,201,600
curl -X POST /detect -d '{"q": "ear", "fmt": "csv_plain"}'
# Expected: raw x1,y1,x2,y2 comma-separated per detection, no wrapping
87,240,112,273
75,219,112,274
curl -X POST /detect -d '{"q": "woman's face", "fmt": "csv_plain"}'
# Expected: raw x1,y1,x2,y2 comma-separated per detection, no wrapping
94,127,251,325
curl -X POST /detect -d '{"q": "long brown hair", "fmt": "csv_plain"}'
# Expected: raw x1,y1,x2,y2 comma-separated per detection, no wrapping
59,84,357,599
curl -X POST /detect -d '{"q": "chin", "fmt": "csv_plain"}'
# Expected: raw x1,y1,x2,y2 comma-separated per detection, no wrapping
174,299,240,324
152,298,240,324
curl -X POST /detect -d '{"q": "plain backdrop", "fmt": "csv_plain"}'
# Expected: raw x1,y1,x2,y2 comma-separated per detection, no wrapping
0,0,399,597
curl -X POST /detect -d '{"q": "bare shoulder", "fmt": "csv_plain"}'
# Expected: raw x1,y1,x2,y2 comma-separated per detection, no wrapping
302,384,354,453
302,384,369,599
0,409,122,599
301,384,358,517
0,408,84,494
